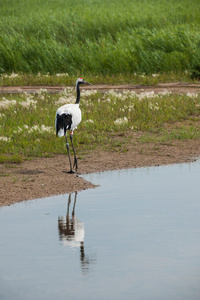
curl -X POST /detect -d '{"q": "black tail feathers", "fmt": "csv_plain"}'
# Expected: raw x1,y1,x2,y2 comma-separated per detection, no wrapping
56,113,72,135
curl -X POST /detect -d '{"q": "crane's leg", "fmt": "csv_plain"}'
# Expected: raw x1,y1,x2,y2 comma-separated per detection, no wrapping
70,132,78,172
64,133,74,173
72,191,77,218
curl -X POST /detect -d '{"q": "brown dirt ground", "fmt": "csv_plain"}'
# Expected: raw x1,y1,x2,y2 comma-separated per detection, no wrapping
1,82,200,94
0,83,200,207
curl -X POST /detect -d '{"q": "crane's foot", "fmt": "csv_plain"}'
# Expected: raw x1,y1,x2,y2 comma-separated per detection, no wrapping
62,169,76,174
62,170,80,175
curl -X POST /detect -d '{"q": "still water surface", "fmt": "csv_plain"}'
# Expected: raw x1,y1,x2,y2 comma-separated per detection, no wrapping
0,161,200,300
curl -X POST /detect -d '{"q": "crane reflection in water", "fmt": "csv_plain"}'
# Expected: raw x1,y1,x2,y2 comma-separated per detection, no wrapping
58,192,96,274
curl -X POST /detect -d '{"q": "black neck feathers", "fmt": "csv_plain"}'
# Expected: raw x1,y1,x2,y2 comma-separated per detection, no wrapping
75,83,81,104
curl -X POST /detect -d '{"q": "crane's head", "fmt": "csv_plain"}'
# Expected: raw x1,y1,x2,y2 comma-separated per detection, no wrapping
76,77,92,87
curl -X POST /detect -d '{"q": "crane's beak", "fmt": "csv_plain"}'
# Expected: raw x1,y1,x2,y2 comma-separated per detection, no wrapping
83,81,93,85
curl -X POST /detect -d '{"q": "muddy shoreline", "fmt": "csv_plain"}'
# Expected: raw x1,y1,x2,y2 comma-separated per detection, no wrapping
1,138,200,207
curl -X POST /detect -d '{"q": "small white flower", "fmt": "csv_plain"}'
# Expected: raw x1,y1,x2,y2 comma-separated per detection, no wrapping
36,89,48,94
0,99,17,108
159,90,172,96
56,96,74,105
82,90,98,97
128,104,134,111
138,91,155,100
40,125,52,132
28,125,53,134
85,119,94,124
1,73,19,79
33,125,40,130
56,73,69,77
114,117,128,126
0,136,11,142
19,99,37,108
186,93,198,98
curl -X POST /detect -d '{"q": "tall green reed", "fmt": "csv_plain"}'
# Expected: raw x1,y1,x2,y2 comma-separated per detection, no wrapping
1,0,200,75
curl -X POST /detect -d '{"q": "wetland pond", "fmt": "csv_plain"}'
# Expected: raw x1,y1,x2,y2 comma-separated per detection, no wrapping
0,161,200,300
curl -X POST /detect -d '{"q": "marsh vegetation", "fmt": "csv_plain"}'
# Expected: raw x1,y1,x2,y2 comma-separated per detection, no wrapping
1,0,200,78
0,88,199,163
0,0,200,164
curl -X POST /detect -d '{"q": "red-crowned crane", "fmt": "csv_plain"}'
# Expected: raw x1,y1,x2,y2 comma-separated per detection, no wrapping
55,77,91,173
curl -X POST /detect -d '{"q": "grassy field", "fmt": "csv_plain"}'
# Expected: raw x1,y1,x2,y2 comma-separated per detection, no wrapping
0,0,200,164
0,88,199,163
1,0,200,76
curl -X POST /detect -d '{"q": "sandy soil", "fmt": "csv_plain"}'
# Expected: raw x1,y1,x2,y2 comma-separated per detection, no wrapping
0,83,200,207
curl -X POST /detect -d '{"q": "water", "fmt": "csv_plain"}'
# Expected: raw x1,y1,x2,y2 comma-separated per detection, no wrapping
0,161,200,300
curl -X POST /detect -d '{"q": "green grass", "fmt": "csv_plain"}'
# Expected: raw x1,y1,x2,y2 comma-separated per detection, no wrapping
0,88,199,163
1,0,200,76
0,71,197,87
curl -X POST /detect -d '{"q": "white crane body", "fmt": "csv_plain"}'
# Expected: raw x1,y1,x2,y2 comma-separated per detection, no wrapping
55,103,81,137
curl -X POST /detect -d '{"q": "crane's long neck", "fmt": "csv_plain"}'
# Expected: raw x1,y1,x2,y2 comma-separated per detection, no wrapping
75,83,80,104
